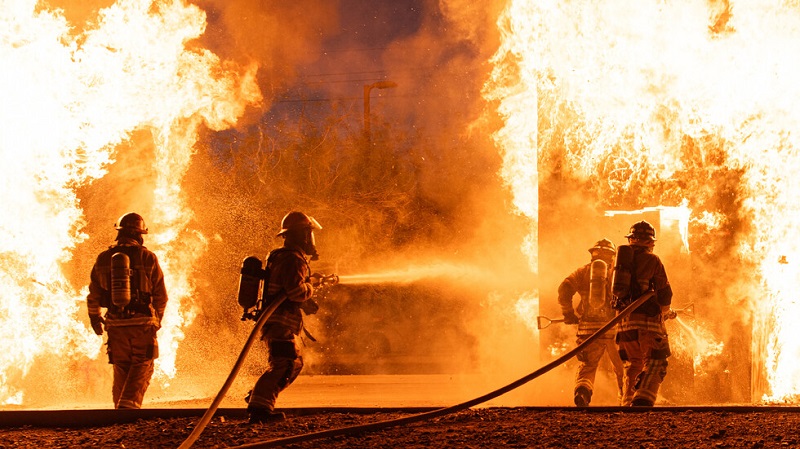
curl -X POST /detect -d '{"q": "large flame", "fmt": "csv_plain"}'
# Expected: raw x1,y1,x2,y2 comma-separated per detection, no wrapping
482,0,541,339
0,0,259,405
487,0,800,402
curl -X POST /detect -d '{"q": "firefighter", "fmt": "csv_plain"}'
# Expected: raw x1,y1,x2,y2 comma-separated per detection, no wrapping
558,238,624,407
612,220,675,407
246,211,322,424
86,212,168,409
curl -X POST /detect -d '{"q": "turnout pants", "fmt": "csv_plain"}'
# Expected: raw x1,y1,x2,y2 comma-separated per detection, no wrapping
575,334,624,403
616,329,670,406
247,326,304,412
107,325,158,409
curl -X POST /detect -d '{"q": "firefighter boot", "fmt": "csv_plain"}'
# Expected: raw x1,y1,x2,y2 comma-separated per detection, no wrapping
574,386,592,407
248,408,286,424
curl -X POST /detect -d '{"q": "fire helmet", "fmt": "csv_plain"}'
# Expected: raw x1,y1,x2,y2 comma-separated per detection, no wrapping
277,211,322,260
588,238,616,259
625,220,656,242
277,211,322,236
114,212,148,234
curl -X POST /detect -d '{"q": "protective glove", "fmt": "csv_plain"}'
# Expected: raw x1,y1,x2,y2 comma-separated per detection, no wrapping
300,298,320,315
563,310,580,325
89,315,105,336
309,273,324,287
154,311,163,330
663,309,678,321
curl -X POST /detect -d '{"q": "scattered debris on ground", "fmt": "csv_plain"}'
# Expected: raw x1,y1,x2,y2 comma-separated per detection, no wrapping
2,408,799,448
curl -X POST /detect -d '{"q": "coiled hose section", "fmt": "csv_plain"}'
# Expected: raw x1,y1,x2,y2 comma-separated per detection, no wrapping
223,290,656,449
177,297,286,449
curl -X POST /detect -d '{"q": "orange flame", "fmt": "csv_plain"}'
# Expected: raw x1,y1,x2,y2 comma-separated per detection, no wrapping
1,0,260,405
486,1,800,402
482,1,541,333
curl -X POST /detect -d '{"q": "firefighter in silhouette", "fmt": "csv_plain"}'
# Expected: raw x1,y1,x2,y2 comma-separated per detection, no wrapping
558,238,624,406
246,211,322,424
612,220,674,407
86,212,168,409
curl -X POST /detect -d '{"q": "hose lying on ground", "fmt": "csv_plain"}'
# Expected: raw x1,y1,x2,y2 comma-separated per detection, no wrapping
227,290,657,449
178,297,286,449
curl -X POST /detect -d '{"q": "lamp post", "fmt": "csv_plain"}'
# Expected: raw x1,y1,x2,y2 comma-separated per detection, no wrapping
363,80,397,143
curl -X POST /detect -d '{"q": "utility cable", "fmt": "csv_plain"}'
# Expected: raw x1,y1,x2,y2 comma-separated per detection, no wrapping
178,297,286,449
227,290,657,449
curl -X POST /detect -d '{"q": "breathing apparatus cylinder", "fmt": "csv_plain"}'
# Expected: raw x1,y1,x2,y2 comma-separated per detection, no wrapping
611,244,634,301
588,259,608,309
110,252,132,308
238,256,265,310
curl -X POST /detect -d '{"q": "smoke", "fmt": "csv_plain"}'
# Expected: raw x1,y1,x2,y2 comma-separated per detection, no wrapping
14,0,743,410
190,0,339,118
2,0,574,409
171,0,554,405
147,0,800,407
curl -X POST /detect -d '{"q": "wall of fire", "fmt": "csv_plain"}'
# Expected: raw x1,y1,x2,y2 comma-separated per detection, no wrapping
539,199,751,405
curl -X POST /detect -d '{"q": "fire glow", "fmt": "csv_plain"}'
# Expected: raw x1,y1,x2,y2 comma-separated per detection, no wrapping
4,0,800,409
671,316,725,377
338,262,486,286
486,0,800,402
0,0,259,405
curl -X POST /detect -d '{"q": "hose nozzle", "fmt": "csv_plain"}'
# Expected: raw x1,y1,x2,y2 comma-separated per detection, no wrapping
310,273,339,287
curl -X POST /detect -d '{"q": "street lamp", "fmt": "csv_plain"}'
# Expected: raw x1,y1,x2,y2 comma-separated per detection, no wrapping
364,80,397,142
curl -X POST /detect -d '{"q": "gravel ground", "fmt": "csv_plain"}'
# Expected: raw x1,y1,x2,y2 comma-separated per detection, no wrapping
2,407,800,448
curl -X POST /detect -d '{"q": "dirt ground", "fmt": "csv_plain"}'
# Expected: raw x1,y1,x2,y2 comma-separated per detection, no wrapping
2,407,800,448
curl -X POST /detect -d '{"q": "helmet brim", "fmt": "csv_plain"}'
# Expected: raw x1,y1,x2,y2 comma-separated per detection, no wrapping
625,233,656,241
115,212,148,234
277,216,322,236
116,227,148,234
590,248,616,256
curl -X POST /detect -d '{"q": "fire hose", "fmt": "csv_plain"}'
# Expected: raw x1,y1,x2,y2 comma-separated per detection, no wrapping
536,302,693,330
177,295,286,449
223,290,658,449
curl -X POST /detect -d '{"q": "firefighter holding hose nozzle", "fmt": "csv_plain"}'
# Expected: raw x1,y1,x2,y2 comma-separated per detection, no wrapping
557,238,624,407
244,211,324,424
86,212,168,409
612,220,674,407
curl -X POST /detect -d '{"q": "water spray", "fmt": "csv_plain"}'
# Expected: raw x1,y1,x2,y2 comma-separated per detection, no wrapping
673,316,699,339
337,262,487,285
